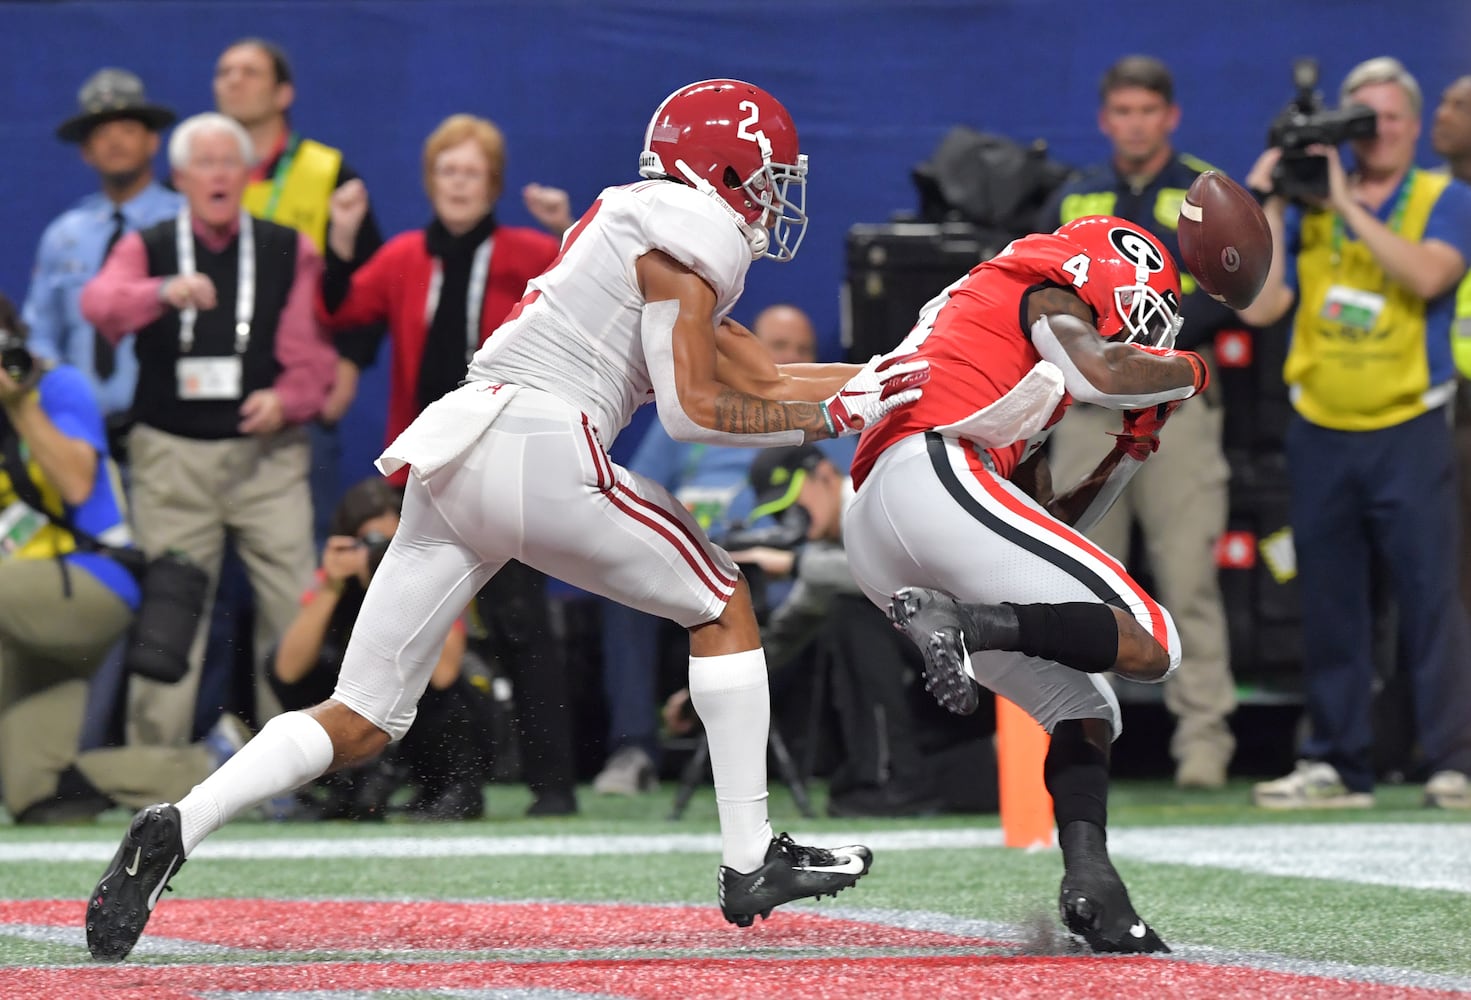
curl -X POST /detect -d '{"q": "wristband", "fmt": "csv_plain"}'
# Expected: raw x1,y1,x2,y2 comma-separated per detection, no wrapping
819,401,837,439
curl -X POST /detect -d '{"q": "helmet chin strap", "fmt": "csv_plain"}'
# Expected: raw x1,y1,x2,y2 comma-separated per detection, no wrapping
674,157,768,260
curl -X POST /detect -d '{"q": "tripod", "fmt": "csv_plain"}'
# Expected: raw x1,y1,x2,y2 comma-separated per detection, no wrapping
667,721,815,820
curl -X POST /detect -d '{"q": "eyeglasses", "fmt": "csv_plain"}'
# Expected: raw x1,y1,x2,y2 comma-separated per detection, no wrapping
433,164,490,182
188,156,246,172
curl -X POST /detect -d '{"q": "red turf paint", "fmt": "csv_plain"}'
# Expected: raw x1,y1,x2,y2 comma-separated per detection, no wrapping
0,898,1000,951
6,956,1465,1000
3,900,1458,1000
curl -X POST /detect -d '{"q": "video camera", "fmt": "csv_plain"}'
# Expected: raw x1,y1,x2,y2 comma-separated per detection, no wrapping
712,505,812,554
360,531,392,578
1266,57,1378,203
0,329,34,383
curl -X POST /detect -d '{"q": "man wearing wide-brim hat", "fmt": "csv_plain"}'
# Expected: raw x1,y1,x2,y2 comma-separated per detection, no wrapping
22,68,182,432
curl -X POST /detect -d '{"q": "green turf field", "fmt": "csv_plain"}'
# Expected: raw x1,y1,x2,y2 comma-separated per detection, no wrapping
2,779,1468,997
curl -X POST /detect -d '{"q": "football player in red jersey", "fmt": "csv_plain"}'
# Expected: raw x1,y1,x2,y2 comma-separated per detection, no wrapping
846,215,1209,954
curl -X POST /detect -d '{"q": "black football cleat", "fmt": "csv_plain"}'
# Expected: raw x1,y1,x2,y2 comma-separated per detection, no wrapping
86,803,187,962
718,833,873,927
1058,860,1170,955
888,587,982,715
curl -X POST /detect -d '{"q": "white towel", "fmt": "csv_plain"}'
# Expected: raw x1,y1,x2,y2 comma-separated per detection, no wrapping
933,360,1066,448
376,382,521,482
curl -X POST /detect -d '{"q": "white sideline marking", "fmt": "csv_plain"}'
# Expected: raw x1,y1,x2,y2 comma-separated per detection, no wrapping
1,824,1465,893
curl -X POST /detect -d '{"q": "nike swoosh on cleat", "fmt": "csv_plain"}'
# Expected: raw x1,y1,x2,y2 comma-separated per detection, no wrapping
1129,921,1147,938
795,854,867,876
123,848,141,877
146,856,179,911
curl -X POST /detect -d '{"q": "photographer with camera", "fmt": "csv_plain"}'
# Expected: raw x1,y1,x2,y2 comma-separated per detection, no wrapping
0,292,247,823
1240,57,1471,811
271,478,488,820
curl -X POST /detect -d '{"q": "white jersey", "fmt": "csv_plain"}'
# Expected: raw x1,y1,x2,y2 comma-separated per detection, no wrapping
467,180,751,443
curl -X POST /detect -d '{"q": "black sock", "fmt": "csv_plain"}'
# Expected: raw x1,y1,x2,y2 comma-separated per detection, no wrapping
1001,602,1119,673
1044,719,1109,833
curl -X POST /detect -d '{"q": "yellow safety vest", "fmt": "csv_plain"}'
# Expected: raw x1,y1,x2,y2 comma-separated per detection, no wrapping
1453,269,1471,378
242,135,342,254
1286,169,1453,431
0,453,76,561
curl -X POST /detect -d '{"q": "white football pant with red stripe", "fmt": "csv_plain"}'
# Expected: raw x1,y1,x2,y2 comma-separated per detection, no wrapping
844,432,1182,741
332,387,739,741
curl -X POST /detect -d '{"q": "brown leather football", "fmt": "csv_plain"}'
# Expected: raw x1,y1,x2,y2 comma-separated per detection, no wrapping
1177,170,1273,310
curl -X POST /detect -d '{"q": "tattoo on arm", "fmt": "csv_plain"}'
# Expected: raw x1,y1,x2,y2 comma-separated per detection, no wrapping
711,387,831,439
1103,346,1198,395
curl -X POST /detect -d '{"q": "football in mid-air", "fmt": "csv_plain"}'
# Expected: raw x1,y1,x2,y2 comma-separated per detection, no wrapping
1177,170,1272,310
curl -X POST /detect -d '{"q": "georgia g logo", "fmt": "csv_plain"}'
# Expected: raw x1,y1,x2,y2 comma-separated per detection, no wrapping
1108,227,1165,273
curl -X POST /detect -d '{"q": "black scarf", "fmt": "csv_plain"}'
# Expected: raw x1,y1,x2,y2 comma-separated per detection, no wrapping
417,211,497,412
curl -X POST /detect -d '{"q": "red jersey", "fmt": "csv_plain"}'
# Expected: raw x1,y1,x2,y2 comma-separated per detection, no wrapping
852,233,1102,487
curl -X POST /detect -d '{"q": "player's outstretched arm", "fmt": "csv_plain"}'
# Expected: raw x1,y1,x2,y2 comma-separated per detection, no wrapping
638,252,926,443
1025,289,1206,411
713,317,862,402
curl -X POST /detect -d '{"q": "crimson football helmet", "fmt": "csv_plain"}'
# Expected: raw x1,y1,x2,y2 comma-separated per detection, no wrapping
1055,215,1183,348
639,79,808,262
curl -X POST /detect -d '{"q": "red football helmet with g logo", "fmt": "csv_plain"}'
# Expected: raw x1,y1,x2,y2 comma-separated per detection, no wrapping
639,79,808,262
1056,215,1183,348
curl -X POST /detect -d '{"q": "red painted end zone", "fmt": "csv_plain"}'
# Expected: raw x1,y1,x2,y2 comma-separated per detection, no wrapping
4,899,1458,1000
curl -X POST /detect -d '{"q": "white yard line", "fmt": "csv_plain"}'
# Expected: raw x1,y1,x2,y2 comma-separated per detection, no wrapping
2,823,1465,893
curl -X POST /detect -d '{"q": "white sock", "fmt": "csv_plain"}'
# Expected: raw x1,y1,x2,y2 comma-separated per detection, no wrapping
176,712,335,855
688,649,773,872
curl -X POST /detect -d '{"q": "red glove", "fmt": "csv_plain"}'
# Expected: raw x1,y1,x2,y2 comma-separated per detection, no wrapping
1131,345,1210,397
821,350,930,437
1109,400,1183,461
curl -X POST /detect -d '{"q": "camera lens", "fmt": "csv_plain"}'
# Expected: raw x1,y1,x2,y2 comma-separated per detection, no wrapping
0,333,32,383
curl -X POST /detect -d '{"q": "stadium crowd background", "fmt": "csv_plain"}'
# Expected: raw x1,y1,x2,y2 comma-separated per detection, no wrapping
2,1,1465,474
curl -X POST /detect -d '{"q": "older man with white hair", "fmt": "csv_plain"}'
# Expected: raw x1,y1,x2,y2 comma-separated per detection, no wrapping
82,111,336,748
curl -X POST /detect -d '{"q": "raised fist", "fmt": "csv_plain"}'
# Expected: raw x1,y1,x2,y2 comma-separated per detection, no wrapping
328,179,370,258
821,349,930,437
522,183,573,236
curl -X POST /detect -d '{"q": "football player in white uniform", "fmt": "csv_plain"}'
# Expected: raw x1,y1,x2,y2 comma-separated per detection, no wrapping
86,79,929,961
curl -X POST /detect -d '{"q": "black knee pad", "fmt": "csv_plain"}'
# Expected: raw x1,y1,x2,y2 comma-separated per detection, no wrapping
1007,602,1119,673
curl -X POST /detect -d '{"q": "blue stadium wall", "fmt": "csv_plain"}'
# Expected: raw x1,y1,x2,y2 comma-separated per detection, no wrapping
2,0,1468,479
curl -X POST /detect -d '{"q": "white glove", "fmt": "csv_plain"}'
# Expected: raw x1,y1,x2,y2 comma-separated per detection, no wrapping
820,350,930,437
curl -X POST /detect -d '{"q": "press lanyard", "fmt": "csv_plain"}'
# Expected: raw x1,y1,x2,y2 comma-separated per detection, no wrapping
423,237,493,363
175,209,255,354
261,133,300,221
1330,167,1416,266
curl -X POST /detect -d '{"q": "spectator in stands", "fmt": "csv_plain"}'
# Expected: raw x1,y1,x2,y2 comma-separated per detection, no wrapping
594,304,855,795
213,36,384,543
1240,57,1471,810
272,478,488,820
22,68,180,459
318,113,577,817
1038,55,1238,790
0,291,248,823
81,112,335,749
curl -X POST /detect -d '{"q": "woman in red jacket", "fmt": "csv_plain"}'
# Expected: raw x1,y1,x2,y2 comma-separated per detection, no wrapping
318,113,577,818
319,113,561,450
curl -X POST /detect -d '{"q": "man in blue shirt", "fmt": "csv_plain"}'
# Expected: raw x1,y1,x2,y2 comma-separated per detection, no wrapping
0,291,243,825
23,68,181,439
